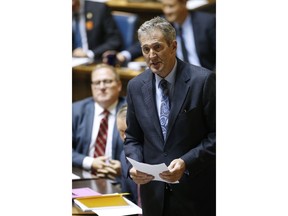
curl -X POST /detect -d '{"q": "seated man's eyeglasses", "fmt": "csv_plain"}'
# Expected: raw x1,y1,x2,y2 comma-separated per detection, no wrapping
91,79,115,88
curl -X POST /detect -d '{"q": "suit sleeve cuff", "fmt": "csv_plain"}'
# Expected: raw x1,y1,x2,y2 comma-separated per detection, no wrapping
87,50,94,59
120,50,132,62
82,156,93,170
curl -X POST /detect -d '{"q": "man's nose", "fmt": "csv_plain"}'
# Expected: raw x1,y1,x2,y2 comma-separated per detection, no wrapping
148,49,157,58
99,81,106,89
163,7,172,15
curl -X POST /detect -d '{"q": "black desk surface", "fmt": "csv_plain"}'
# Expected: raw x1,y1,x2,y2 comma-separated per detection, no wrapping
72,167,121,215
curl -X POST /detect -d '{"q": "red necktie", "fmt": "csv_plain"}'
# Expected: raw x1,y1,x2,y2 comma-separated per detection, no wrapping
94,109,109,158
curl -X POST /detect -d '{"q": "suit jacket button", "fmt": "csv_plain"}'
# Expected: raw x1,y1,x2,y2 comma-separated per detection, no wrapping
163,152,167,157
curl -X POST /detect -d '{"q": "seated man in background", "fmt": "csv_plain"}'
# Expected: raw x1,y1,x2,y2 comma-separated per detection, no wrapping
114,0,216,71
72,0,123,62
72,64,126,180
116,105,138,206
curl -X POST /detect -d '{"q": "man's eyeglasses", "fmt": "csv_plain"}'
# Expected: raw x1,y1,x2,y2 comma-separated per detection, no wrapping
91,79,115,88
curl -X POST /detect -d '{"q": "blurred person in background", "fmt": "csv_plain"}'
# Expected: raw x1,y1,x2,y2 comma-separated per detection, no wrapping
113,0,215,71
117,105,139,208
72,0,123,62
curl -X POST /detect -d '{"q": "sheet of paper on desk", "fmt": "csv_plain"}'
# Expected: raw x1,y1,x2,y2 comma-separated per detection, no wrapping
72,57,93,67
187,0,208,10
72,173,80,180
126,157,179,183
92,197,142,216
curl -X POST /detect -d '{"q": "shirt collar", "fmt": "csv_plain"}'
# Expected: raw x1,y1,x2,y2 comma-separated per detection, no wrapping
155,60,177,88
94,100,118,117
173,14,191,31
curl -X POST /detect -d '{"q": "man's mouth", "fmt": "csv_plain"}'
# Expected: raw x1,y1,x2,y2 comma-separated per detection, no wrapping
150,61,161,67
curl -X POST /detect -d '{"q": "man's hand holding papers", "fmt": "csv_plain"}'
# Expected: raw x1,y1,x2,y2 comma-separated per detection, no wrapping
127,157,179,184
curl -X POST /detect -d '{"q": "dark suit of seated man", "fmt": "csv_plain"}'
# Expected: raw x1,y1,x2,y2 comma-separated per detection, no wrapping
116,105,138,207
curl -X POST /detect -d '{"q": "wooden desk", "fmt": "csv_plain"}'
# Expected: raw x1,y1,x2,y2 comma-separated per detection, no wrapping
72,167,121,193
107,0,162,25
73,166,98,179
106,0,216,33
72,167,121,215
107,0,216,22
107,0,162,13
72,64,141,102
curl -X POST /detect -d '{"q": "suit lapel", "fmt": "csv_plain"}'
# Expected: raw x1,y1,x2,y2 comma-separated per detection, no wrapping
84,100,95,155
166,62,190,141
141,64,191,143
141,72,163,139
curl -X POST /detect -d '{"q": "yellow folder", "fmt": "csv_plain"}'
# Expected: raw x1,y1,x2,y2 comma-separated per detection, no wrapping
75,194,129,208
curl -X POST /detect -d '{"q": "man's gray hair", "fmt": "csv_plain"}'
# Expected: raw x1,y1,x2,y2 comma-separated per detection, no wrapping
138,16,176,45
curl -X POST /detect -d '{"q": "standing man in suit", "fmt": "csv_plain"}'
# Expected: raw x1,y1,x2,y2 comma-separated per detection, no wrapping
115,0,216,71
72,0,122,62
72,64,126,179
124,17,216,216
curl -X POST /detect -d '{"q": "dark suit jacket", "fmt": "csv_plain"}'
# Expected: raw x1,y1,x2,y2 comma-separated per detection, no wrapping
189,11,216,71
124,59,216,216
128,11,216,71
72,97,126,168
120,151,138,205
83,1,123,60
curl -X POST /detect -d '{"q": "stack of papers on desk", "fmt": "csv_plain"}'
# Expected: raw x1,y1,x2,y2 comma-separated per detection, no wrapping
127,61,147,71
72,187,101,199
74,193,142,216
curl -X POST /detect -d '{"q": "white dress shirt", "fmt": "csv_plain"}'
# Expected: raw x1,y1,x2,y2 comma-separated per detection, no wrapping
174,14,201,66
82,101,118,170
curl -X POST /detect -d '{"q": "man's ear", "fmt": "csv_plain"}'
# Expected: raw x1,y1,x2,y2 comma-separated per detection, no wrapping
172,40,177,52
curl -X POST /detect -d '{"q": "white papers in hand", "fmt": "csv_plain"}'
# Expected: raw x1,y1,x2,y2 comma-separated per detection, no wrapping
126,157,179,184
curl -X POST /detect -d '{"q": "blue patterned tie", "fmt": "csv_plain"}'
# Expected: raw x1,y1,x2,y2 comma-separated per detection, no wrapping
159,79,170,140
